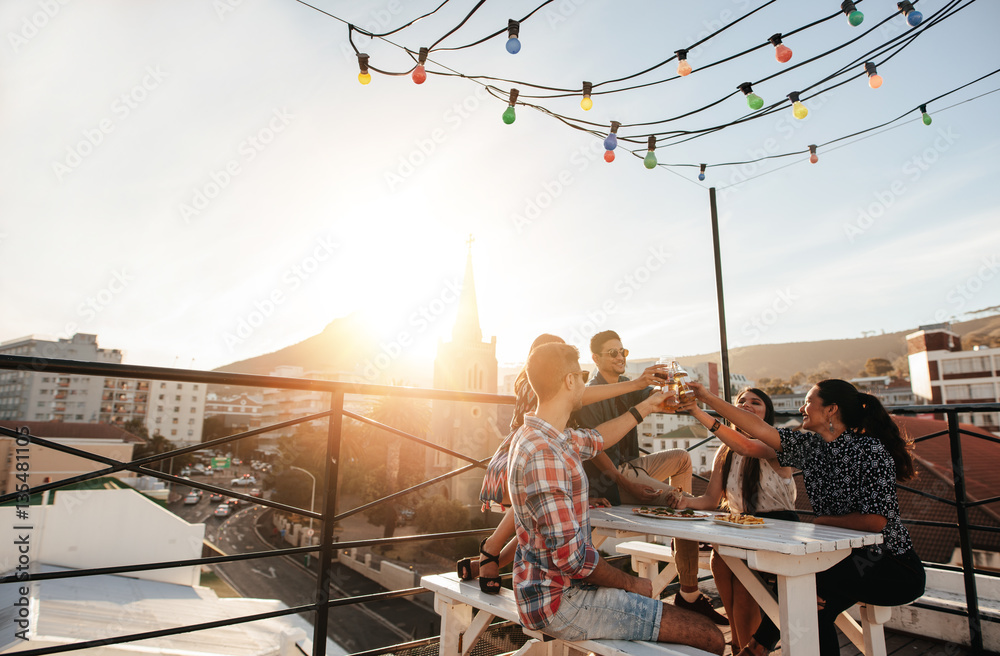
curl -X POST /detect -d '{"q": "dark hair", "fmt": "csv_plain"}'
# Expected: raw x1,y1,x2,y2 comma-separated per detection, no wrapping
589,330,621,355
527,343,580,402
720,388,775,514
514,334,564,397
815,379,914,481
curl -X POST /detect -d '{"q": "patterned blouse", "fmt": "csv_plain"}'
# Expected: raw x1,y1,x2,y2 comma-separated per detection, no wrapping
776,428,913,555
479,382,537,508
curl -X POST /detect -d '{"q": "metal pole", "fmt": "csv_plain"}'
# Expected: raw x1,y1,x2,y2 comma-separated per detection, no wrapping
708,187,732,403
290,466,317,531
312,391,344,656
947,410,983,655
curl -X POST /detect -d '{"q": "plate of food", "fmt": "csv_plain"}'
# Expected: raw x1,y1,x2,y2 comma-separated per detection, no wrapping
711,512,770,528
631,506,712,520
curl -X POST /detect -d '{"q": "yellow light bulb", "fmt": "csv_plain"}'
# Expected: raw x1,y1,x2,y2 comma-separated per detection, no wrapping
581,96,593,111
792,101,808,119
358,72,371,85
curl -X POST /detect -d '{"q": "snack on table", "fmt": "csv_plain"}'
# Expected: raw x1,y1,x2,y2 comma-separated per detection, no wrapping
717,512,765,525
632,506,696,517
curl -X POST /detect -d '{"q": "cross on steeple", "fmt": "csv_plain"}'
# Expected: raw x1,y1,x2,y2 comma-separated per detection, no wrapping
466,234,475,250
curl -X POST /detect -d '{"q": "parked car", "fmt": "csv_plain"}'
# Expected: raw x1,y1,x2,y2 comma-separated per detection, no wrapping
183,493,199,505
213,503,231,518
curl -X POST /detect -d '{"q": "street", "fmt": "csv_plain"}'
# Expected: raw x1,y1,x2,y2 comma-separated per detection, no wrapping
169,470,440,653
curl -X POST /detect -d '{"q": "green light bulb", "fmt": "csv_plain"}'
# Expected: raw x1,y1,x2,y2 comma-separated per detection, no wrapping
848,10,864,26
747,93,764,110
502,106,516,125
643,151,657,169
922,112,932,126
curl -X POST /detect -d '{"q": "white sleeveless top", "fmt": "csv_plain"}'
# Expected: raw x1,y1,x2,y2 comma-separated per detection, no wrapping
725,451,796,514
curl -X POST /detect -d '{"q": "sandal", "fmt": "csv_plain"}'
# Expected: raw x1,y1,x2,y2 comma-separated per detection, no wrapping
478,537,502,594
456,555,477,581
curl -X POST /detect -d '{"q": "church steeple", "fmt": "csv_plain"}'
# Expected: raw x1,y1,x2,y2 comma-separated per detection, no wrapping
452,235,483,344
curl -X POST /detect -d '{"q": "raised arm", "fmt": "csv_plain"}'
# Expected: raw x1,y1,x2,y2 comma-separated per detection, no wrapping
680,398,779,460
686,382,782,452
579,364,667,406
676,446,727,511
593,389,673,451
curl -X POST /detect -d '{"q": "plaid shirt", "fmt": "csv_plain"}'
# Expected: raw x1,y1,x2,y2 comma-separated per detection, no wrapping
508,414,603,630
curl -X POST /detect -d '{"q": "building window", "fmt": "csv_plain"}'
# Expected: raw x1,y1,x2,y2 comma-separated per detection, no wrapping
942,356,991,375
175,395,181,401
170,429,177,436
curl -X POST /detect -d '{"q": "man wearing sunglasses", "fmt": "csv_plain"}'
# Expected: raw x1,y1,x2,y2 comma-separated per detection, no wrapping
507,342,724,654
574,330,729,626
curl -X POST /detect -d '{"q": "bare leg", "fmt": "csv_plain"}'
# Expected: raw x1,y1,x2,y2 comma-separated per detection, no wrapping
478,508,516,580
658,601,726,655
711,552,738,644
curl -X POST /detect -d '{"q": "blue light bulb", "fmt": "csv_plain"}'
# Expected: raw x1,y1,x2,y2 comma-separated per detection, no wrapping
604,133,617,151
906,9,922,26
698,173,706,181
506,37,521,54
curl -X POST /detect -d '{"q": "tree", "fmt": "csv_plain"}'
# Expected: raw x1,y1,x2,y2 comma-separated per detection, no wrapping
807,370,831,384
864,358,894,377
789,371,805,387
133,431,176,472
358,391,431,538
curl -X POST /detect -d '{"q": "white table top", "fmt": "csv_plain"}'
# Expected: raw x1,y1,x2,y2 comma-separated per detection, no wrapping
589,505,882,556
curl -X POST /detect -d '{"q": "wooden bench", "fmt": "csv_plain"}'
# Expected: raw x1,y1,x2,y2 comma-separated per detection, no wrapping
421,572,718,656
615,541,892,656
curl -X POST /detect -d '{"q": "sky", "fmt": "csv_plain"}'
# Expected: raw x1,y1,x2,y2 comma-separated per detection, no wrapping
1,0,998,375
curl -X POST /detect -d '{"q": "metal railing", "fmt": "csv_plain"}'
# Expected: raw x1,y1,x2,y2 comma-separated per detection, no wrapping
0,355,996,656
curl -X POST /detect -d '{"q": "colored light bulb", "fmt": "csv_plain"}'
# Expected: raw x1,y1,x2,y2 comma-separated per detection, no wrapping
906,9,922,26
412,65,426,85
747,93,764,110
643,151,657,169
506,19,521,53
809,145,819,164
698,164,706,181
358,72,371,85
920,105,933,125
604,150,615,163
677,59,692,76
848,10,864,26
502,106,516,124
775,44,792,63
868,73,883,89
698,172,705,181
792,101,808,119
506,37,521,54
581,96,593,111
357,53,371,86
604,133,617,151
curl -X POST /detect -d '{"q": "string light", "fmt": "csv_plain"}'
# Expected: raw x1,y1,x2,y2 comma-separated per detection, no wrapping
503,89,519,124
738,82,764,110
604,121,620,163
809,145,819,164
865,62,883,89
769,34,793,63
841,1,864,27
787,91,808,119
412,47,428,85
644,136,657,169
357,53,371,85
898,2,922,27
506,19,521,54
676,49,692,77
919,103,932,125
698,164,707,181
581,81,593,111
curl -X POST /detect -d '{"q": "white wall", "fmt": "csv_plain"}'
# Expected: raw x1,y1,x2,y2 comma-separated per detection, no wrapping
0,488,204,586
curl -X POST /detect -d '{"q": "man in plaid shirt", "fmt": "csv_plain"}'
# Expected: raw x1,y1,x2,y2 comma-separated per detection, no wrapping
507,342,724,653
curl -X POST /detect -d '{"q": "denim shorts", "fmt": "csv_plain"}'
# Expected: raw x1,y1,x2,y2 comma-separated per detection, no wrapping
544,585,662,641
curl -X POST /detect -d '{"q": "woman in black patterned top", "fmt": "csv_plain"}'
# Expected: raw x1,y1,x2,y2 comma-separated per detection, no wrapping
688,379,925,656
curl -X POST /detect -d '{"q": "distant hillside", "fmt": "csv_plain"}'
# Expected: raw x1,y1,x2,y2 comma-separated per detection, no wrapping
677,315,1000,382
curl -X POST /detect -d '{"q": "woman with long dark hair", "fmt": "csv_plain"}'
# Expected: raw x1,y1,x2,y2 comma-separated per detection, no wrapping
677,388,796,651
686,379,924,656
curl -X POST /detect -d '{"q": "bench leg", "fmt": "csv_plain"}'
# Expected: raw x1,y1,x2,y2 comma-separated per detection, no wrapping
436,600,472,656
632,556,679,598
833,604,890,656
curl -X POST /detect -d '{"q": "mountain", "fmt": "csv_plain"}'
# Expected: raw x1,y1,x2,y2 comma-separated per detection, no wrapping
676,314,1000,382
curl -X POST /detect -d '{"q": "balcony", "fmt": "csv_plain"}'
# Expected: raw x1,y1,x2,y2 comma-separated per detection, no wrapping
0,355,996,656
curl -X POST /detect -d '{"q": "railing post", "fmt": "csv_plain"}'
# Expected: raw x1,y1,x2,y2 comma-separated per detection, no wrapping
946,409,983,655
313,391,344,656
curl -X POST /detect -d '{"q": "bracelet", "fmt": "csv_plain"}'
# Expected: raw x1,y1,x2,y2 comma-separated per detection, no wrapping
709,419,721,433
628,406,643,423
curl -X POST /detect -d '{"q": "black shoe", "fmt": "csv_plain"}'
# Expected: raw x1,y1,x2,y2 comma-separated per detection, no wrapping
673,592,730,625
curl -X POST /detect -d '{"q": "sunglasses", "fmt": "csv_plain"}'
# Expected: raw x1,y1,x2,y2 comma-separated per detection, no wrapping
599,348,629,359
569,370,590,383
